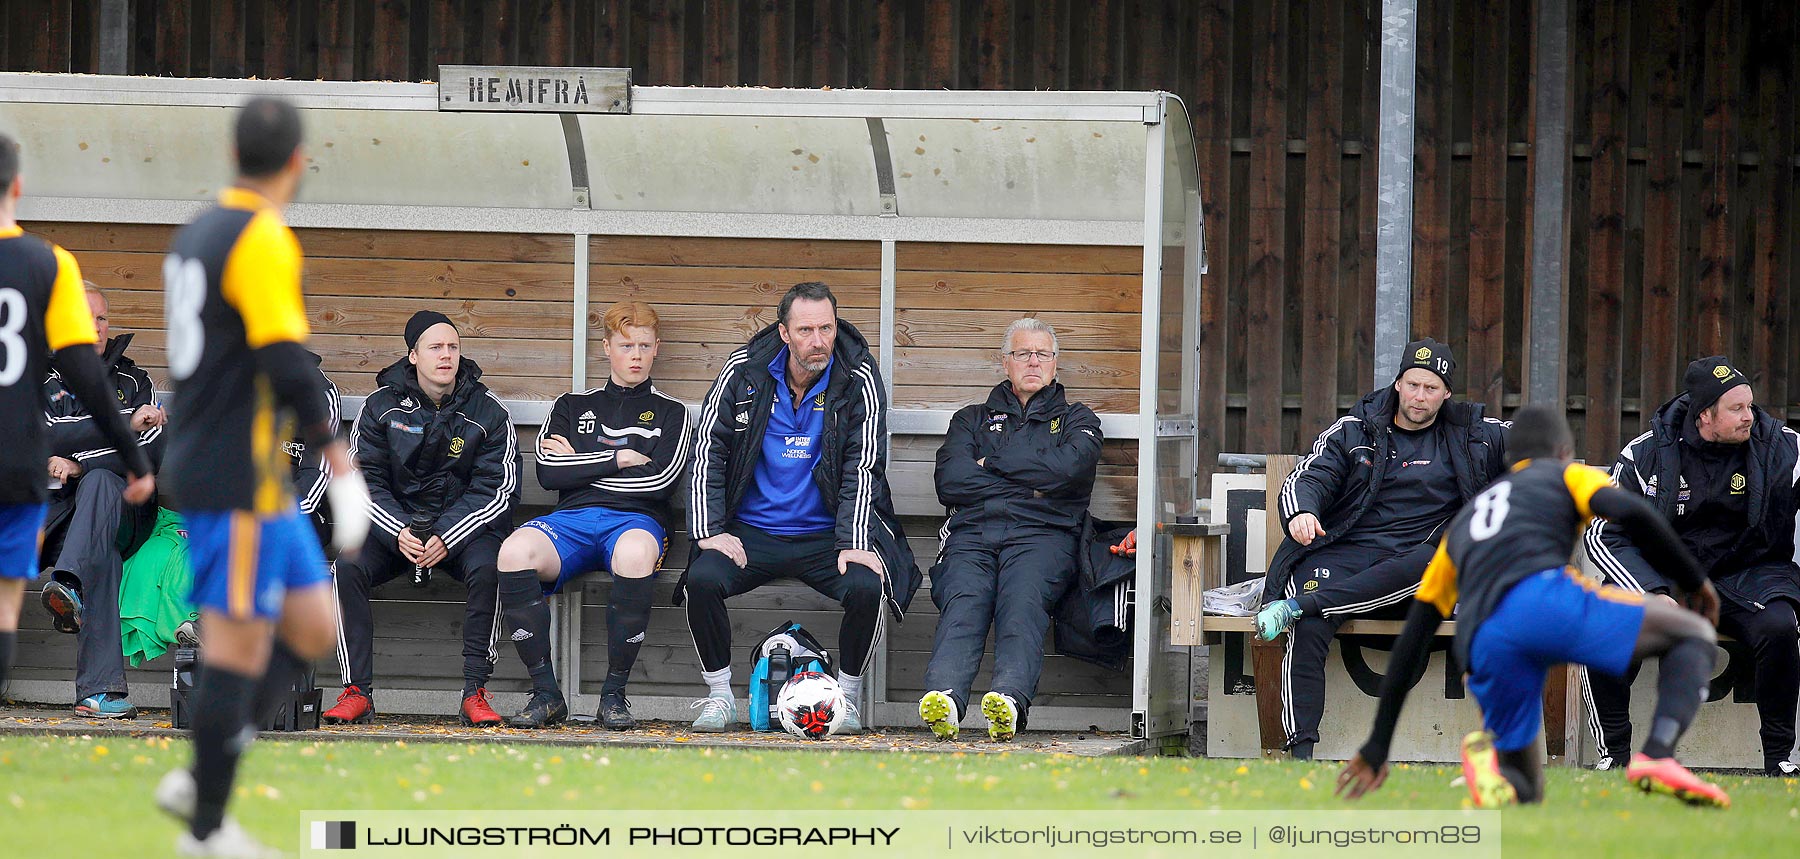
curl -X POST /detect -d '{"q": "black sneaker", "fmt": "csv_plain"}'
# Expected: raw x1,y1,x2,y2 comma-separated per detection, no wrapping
506,690,568,729
598,690,635,730
1766,760,1799,778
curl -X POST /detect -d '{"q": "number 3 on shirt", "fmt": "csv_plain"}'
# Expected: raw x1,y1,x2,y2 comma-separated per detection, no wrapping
0,288,26,387
164,255,207,380
1468,481,1512,541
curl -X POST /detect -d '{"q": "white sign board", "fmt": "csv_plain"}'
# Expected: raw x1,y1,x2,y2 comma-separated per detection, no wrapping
438,65,630,113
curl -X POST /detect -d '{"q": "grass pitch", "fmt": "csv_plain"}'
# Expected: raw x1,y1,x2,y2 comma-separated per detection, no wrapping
0,734,1793,857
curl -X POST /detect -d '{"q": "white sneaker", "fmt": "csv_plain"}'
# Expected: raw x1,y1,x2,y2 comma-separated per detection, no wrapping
919,690,960,740
1593,755,1615,772
177,818,281,858
689,692,735,732
981,691,1019,742
835,699,863,736
156,768,197,822
1767,760,1799,778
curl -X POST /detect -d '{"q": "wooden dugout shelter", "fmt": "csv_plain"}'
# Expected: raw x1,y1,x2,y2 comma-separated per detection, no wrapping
0,72,1210,742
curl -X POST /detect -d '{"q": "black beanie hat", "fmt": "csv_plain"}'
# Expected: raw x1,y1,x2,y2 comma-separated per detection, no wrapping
404,310,455,350
1396,338,1455,389
1684,356,1749,414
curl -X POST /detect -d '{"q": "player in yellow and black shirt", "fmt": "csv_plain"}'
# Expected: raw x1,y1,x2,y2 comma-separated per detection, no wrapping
1337,405,1731,810
0,134,154,697
152,97,370,859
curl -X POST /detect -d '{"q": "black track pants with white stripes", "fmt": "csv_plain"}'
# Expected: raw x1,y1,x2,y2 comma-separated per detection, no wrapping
683,522,883,677
1281,542,1435,749
1720,597,1800,771
1589,595,1800,770
1585,660,1640,761
332,530,503,695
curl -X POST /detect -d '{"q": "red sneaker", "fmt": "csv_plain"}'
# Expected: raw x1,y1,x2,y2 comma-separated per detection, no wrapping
460,688,503,727
321,686,374,725
1459,731,1518,808
1626,754,1730,808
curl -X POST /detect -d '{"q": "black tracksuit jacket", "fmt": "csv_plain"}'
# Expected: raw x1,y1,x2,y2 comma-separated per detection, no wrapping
43,334,165,476
1585,392,1800,607
683,318,921,618
533,378,692,533
1263,386,1510,607
285,352,339,518
350,356,520,555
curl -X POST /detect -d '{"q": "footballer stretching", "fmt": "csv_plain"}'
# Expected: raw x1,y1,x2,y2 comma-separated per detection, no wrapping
1338,405,1730,809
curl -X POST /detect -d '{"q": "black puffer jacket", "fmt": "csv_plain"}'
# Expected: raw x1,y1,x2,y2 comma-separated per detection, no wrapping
1262,386,1509,606
350,356,520,554
1585,392,1800,603
935,381,1102,540
683,318,921,618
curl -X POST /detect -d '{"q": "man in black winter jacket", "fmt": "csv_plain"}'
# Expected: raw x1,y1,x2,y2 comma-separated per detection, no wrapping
323,311,521,727
37,284,167,719
1583,357,1800,777
682,282,921,735
1254,338,1509,759
919,318,1101,742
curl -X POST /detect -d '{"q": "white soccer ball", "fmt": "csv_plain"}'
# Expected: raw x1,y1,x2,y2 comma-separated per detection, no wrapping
776,671,844,739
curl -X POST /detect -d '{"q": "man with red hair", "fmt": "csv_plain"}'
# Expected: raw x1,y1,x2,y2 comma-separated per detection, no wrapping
493,301,691,730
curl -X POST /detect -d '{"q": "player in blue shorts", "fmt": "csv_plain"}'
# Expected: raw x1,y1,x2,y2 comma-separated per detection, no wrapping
0,134,155,693
151,98,371,858
1338,405,1729,808
494,301,691,729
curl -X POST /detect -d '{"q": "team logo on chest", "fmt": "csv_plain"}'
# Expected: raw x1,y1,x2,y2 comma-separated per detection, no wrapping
448,437,466,458
639,410,655,423
1731,473,1746,494
781,435,813,460
577,410,597,436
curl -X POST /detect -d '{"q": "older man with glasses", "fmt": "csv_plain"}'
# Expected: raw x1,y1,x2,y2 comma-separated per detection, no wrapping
919,318,1103,741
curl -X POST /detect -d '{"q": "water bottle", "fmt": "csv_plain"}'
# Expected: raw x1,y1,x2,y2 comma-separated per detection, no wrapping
409,513,435,586
768,642,791,725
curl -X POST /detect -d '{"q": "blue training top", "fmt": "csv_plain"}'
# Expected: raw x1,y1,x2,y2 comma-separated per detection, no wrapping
737,348,836,535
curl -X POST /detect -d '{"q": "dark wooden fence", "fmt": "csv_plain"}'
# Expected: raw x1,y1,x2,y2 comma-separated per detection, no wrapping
5,0,1797,462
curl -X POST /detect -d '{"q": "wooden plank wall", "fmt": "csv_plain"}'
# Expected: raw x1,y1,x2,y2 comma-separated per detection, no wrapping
6,0,1799,463
894,242,1146,414
1559,0,1800,459
585,236,880,406
25,222,580,402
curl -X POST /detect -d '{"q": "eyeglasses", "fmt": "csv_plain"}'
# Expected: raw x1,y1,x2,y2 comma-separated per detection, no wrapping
1003,350,1057,363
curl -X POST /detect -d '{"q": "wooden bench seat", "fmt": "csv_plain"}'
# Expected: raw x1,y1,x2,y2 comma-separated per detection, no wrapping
1202,616,1454,637
1208,610,1588,762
